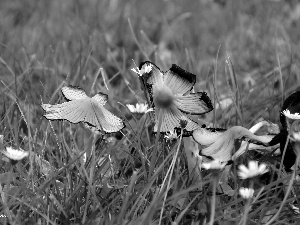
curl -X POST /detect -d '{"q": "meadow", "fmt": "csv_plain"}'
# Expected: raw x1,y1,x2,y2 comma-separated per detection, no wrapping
0,0,300,224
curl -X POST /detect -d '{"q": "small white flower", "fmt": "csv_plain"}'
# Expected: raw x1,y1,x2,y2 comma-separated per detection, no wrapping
202,159,227,170
164,130,178,141
239,187,254,199
1,146,29,161
282,109,300,120
238,161,268,179
126,103,153,114
131,64,153,76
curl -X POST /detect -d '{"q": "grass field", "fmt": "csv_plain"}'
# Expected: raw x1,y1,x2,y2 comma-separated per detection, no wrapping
1,0,300,224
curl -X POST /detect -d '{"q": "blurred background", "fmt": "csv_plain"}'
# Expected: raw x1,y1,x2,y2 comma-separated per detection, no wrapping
0,0,300,127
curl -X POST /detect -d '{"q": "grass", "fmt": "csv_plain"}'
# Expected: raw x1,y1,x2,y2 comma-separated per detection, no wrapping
0,0,300,224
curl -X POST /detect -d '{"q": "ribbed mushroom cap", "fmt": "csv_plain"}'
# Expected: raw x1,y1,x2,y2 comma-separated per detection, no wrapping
42,86,124,133
199,126,269,162
138,61,213,132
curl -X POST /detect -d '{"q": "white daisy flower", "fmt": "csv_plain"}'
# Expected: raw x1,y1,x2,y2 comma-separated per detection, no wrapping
131,63,153,76
239,187,254,199
282,109,300,120
202,159,227,170
126,103,153,114
238,161,268,179
1,146,29,161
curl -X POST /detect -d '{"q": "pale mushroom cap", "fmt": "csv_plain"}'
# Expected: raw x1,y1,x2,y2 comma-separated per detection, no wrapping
42,86,124,133
138,61,213,133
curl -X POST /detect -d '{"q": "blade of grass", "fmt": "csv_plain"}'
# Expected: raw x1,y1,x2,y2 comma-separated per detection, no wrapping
159,128,183,225
148,109,163,178
117,171,138,225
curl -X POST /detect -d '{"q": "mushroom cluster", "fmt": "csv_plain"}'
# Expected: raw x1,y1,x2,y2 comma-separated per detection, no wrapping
38,61,300,172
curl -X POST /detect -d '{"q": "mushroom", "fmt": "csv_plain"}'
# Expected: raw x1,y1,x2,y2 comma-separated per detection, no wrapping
267,91,300,171
135,61,213,133
42,85,125,133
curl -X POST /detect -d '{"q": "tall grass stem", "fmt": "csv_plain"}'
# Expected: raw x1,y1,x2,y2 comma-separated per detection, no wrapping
209,176,217,225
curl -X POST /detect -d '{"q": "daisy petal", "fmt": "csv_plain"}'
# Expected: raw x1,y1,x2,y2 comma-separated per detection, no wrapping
126,104,136,113
164,64,196,95
238,165,249,174
126,103,150,114
139,61,163,85
238,161,268,179
92,93,108,106
238,173,248,180
175,92,213,115
248,161,258,172
258,164,268,174
238,165,250,179
62,86,88,100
